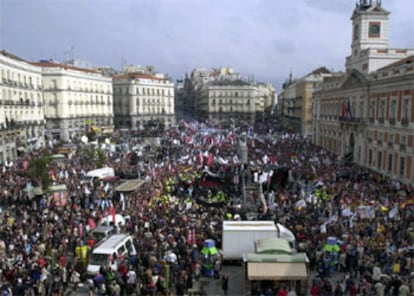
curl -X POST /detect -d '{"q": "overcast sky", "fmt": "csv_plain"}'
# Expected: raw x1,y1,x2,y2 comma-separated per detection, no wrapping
1,0,413,90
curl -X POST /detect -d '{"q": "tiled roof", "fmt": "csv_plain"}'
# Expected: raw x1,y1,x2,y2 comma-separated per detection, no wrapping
377,55,414,71
1,50,28,62
30,62,99,74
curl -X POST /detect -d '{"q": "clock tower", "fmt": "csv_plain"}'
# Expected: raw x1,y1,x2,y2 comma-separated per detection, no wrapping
346,0,390,73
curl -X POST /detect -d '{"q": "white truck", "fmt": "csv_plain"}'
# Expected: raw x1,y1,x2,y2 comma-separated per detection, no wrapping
221,221,296,261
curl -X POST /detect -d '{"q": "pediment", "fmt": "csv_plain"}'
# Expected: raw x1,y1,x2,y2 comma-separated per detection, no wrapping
341,69,369,89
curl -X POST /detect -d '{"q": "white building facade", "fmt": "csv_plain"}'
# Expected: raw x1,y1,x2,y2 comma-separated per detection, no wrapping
0,51,45,163
185,67,275,123
113,73,175,129
32,62,113,141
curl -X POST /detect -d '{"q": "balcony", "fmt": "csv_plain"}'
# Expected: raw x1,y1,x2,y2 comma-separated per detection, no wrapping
401,118,409,126
400,144,406,151
377,140,382,145
369,117,374,123
378,117,384,124
388,142,394,149
389,118,396,125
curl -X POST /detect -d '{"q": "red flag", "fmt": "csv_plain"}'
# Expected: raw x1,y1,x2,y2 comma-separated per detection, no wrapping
79,222,84,238
110,203,116,224
22,160,28,173
88,217,97,229
50,169,56,181
207,153,214,167
187,228,196,246
186,229,193,245
199,151,204,166
185,136,193,144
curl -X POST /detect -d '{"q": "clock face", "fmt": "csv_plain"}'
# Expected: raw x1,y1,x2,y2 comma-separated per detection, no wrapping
369,23,381,37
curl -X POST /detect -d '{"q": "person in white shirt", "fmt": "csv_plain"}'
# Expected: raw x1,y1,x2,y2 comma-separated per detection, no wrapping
399,281,410,296
374,280,385,296
127,269,137,293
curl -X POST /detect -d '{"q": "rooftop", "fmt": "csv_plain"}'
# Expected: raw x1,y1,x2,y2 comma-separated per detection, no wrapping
0,50,27,62
31,61,99,74
113,72,168,81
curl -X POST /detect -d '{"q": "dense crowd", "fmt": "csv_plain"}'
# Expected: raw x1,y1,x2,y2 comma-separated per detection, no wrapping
0,116,413,296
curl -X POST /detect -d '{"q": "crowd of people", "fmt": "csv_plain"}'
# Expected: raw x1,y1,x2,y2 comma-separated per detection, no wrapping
0,115,413,296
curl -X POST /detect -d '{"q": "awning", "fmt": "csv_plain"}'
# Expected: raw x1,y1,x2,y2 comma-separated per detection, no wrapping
101,175,120,183
255,238,292,254
48,184,68,193
115,179,146,192
247,262,308,281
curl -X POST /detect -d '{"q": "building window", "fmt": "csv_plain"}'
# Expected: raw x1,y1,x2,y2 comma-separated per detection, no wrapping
389,133,394,145
359,102,364,118
377,151,382,169
354,24,359,40
379,100,385,119
368,149,372,166
388,153,392,172
402,98,410,123
390,99,396,120
401,135,407,145
378,132,383,144
400,157,405,177
370,101,375,119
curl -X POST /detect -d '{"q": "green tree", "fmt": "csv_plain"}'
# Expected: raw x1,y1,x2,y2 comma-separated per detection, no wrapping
27,156,51,190
96,148,106,168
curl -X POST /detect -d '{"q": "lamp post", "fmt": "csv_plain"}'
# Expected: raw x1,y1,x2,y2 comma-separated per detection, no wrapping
237,132,248,208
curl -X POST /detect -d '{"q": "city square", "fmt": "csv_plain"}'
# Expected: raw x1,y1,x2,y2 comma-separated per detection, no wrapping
0,0,414,295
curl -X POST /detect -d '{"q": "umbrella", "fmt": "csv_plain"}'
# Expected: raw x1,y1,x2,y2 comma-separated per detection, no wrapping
165,252,178,263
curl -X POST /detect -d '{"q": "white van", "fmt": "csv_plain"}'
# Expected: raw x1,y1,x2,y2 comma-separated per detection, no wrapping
89,226,116,244
86,234,135,275
81,167,115,185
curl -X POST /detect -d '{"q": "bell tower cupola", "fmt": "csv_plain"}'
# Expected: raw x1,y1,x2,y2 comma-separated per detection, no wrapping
346,0,390,73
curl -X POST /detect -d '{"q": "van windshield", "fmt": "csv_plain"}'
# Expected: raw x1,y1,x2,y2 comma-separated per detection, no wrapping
89,253,109,266
82,175,93,183
92,232,107,242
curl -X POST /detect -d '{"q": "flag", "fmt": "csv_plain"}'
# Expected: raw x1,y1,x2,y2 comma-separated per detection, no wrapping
22,160,28,173
199,151,204,166
187,228,196,246
207,153,214,167
185,136,194,145
347,99,352,118
50,169,56,181
88,217,97,229
79,222,84,238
